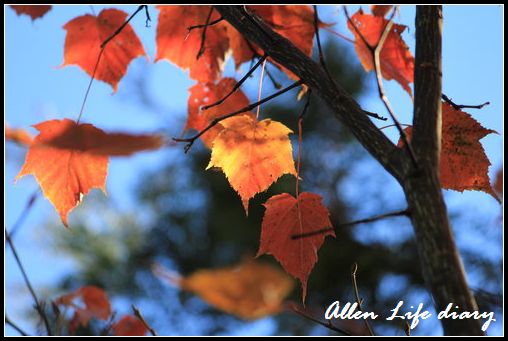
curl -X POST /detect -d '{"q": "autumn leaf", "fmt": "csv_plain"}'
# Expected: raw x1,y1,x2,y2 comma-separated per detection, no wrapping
371,5,393,17
347,9,414,96
154,260,294,320
156,6,228,83
5,123,33,146
399,102,498,200
112,316,148,336
16,119,164,226
62,8,147,92
186,78,250,148
258,192,334,302
55,286,112,329
207,115,297,212
494,167,503,197
10,5,52,20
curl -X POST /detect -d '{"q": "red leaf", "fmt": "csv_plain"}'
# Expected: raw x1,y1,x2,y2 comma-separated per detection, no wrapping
112,315,148,336
62,8,147,92
347,9,414,97
16,119,163,226
371,5,393,17
186,78,250,148
494,167,503,197
258,192,334,302
55,286,112,328
156,6,228,83
10,5,51,20
399,102,498,200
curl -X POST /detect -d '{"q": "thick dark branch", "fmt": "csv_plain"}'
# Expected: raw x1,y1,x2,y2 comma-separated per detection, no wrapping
215,6,409,182
406,6,483,335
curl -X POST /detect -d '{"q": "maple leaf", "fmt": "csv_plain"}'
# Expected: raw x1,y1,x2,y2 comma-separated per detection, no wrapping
399,102,498,200
62,8,147,92
370,5,393,17
154,260,294,320
16,119,164,226
347,9,414,97
10,5,52,20
207,115,297,212
186,78,250,148
258,192,335,302
112,316,148,336
5,124,33,146
156,6,228,83
55,286,112,329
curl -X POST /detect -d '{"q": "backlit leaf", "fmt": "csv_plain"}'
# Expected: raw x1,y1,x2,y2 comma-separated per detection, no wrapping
62,8,147,91
258,192,334,302
347,9,414,96
207,115,296,212
112,316,148,336
10,5,52,20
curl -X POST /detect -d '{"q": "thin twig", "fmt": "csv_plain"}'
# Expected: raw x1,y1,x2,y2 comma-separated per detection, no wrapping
292,209,410,239
144,5,151,27
77,5,148,123
6,189,39,241
291,306,351,335
244,39,282,89
372,7,418,168
6,230,52,335
255,58,267,119
202,54,268,111
132,305,158,336
313,6,333,82
5,315,29,336
196,6,214,60
295,90,312,197
174,79,304,152
441,94,490,110
351,263,375,336
187,17,223,34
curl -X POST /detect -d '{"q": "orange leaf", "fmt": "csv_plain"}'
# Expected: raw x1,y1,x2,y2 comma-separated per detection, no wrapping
16,119,164,226
347,9,414,96
156,6,228,83
5,123,33,146
186,78,250,148
207,115,296,212
112,315,148,336
55,286,111,328
371,5,393,17
62,8,147,92
258,192,334,302
10,5,52,20
399,102,498,200
157,260,294,320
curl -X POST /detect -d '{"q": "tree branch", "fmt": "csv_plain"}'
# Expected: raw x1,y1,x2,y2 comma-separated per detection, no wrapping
404,6,483,335
214,6,410,183
351,263,375,336
441,94,490,110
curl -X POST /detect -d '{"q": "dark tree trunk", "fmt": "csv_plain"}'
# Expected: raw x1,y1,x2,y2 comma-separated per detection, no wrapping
215,5,483,335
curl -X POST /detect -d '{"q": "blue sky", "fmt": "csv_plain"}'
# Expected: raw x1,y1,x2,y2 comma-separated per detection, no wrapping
5,5,503,336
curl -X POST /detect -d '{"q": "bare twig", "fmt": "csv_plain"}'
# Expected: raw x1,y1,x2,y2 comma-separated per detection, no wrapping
196,6,214,60
441,94,490,110
132,305,158,336
291,305,351,335
6,188,39,242
5,230,52,335
202,54,268,111
351,263,375,336
174,79,304,152
244,39,282,89
78,5,148,123
5,315,29,336
313,6,333,82
144,5,151,27
292,209,410,239
187,17,223,34
295,90,312,197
